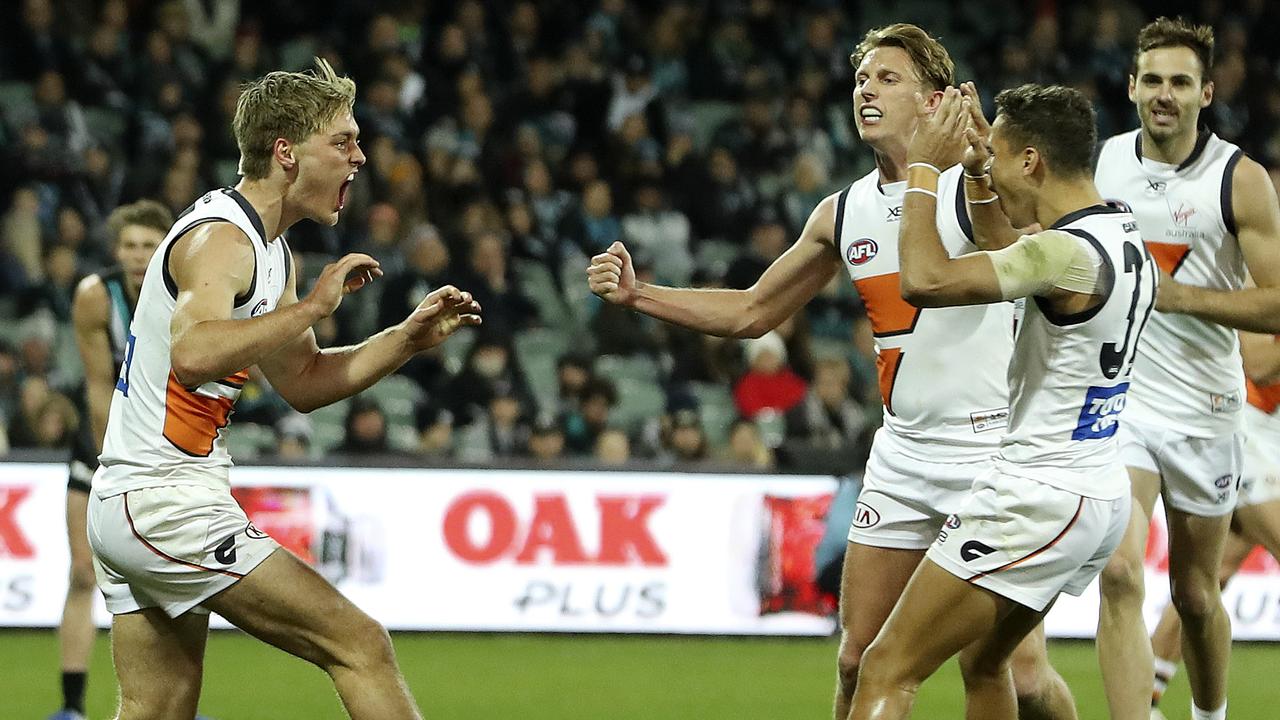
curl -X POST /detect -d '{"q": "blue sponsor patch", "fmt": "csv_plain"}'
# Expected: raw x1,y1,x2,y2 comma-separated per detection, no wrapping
1073,382,1129,440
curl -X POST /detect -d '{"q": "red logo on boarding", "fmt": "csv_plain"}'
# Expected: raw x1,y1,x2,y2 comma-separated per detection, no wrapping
847,238,878,265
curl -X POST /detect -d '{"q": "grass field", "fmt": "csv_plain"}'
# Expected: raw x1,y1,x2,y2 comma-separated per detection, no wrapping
5,630,1279,718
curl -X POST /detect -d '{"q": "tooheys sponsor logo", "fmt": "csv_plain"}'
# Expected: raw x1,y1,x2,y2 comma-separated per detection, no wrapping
442,492,668,566
443,492,670,620
0,487,35,559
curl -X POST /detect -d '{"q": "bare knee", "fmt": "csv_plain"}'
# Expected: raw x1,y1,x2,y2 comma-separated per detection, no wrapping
836,632,867,697
857,639,919,694
959,648,1011,689
1007,650,1052,701
1100,549,1145,604
1170,575,1220,626
326,611,397,674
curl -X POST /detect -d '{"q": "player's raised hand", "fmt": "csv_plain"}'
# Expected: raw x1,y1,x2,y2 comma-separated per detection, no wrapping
958,82,995,179
907,86,967,171
587,241,638,306
304,253,383,317
403,285,483,351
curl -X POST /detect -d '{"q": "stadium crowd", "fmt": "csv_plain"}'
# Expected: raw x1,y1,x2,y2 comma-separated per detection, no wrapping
2,0,1279,470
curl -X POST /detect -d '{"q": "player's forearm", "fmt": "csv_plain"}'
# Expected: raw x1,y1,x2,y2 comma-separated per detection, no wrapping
898,173,953,305
629,283,765,338
290,326,418,411
86,382,113,452
171,301,327,387
965,175,1019,251
1160,284,1280,334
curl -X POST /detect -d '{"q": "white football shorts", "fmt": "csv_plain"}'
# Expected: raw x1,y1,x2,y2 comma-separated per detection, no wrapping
848,428,990,550
88,484,279,617
1118,416,1242,517
926,462,1130,611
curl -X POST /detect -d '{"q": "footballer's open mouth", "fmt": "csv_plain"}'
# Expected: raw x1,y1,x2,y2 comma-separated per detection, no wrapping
337,172,355,211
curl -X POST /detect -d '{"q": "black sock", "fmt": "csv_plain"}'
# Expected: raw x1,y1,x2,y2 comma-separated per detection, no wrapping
62,671,87,714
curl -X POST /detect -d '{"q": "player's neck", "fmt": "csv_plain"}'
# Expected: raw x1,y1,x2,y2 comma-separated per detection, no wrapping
872,145,909,184
233,178,293,239
1035,176,1106,228
1139,126,1200,166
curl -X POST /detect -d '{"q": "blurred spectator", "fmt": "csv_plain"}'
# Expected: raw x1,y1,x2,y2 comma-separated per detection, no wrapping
3,0,74,81
457,231,537,339
528,413,566,462
336,397,391,455
661,408,708,463
564,377,617,455
723,418,776,470
273,412,313,461
555,352,594,416
689,147,757,244
734,331,807,419
594,427,631,465
415,403,456,459
455,380,531,462
725,206,789,290
562,179,622,254
441,333,531,427
621,179,693,285
785,358,869,450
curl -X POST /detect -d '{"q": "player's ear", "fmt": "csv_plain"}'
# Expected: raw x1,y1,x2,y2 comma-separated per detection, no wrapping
923,88,945,112
1127,75,1136,103
1200,79,1214,108
274,138,296,172
1022,147,1040,178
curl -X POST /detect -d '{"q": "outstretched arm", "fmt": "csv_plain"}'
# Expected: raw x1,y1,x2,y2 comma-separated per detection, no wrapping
167,222,381,387
256,247,481,412
1156,157,1280,332
587,194,842,338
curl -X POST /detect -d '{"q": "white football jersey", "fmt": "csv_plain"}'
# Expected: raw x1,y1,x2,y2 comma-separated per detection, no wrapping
836,166,1015,462
95,188,291,497
1095,129,1246,437
999,205,1158,499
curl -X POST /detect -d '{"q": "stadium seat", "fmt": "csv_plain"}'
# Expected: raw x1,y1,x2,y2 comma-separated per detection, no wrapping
440,325,477,374
688,100,740,151
82,107,126,146
0,82,35,127
689,381,739,445
222,421,275,459
594,353,660,383
609,376,666,432
361,374,423,428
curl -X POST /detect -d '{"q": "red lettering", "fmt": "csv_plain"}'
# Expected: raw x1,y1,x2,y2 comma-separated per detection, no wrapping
596,496,667,566
515,495,589,565
0,486,34,559
442,492,516,563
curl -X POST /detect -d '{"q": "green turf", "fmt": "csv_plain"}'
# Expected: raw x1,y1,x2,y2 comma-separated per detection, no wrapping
5,629,1278,718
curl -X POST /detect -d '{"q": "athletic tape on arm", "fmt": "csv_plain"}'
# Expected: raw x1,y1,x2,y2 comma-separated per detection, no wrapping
988,229,1104,300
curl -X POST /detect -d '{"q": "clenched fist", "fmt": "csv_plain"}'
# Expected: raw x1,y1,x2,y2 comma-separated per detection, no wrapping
587,241,639,306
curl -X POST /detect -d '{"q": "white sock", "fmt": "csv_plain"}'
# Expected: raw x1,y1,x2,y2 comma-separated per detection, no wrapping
1191,700,1226,720
1152,657,1178,703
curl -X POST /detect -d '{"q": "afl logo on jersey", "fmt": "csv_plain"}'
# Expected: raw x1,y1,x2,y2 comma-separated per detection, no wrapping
847,238,878,266
251,298,269,317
